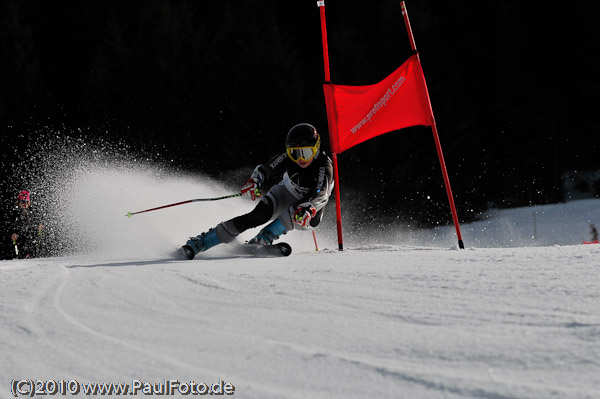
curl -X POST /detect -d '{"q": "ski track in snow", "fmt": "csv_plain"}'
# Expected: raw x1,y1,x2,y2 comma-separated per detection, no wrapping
1,165,600,398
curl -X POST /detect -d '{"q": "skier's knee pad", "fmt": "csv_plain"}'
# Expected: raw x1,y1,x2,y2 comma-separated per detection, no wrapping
216,221,239,243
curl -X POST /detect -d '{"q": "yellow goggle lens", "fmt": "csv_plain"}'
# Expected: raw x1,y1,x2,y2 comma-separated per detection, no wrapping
286,136,320,162
287,146,317,162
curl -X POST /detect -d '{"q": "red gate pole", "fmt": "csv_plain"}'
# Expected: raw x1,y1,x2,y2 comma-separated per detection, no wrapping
318,0,344,250
400,1,464,249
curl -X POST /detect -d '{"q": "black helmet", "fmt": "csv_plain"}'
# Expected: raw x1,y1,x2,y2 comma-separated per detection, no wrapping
286,123,319,148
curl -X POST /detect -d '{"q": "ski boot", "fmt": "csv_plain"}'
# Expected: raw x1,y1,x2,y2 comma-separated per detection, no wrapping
248,219,288,246
182,228,221,260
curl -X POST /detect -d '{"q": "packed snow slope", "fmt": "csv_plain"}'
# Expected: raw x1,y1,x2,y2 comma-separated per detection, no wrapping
1,164,599,399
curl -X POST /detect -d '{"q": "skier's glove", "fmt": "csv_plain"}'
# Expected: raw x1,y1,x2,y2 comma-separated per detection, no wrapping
293,202,317,229
241,178,262,201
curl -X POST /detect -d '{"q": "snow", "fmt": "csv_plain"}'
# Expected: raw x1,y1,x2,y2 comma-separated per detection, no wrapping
1,164,599,399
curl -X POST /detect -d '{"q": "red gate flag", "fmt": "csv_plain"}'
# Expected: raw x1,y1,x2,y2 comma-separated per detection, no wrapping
323,54,434,154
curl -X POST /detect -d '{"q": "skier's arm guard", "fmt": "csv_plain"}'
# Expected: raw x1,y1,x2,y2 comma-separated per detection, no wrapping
249,165,266,187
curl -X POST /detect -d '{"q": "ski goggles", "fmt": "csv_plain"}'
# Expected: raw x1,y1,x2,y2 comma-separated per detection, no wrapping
286,136,320,162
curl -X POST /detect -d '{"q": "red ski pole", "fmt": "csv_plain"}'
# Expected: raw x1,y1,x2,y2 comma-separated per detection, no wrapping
312,230,319,251
125,192,251,218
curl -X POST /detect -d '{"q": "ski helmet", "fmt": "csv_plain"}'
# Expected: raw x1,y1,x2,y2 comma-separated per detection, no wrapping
17,190,30,202
286,123,319,148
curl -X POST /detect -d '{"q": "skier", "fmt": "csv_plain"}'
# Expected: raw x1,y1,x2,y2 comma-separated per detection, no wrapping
181,123,334,259
5,190,44,259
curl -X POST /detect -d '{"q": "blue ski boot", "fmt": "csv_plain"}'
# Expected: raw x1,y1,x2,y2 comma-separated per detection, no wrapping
248,219,288,245
182,228,221,260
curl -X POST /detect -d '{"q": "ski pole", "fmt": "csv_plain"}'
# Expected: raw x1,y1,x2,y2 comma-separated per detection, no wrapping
126,191,258,218
312,230,319,251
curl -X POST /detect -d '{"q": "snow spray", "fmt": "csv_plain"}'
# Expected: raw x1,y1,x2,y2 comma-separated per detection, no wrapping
4,131,256,258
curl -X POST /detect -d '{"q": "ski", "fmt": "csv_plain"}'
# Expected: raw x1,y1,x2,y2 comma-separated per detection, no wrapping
178,242,292,260
235,242,292,257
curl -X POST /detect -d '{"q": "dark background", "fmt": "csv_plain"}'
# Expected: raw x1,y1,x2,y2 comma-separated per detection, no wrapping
1,0,599,228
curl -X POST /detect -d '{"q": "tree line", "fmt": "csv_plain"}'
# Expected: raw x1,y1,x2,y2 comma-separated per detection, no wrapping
1,0,599,227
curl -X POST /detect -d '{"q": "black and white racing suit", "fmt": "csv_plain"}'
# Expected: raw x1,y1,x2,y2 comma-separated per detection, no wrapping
215,149,334,242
